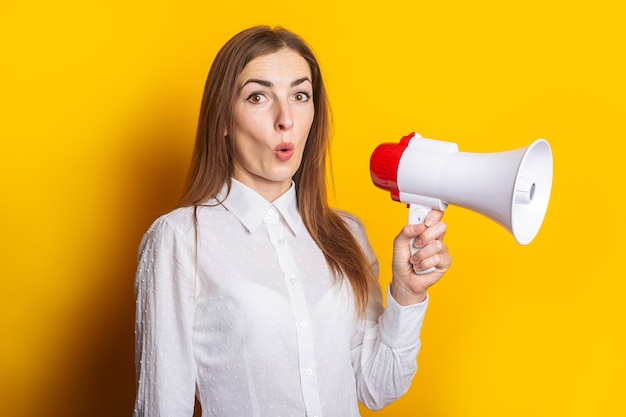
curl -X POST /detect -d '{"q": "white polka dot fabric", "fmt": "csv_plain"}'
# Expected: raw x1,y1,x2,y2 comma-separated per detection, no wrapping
133,179,428,417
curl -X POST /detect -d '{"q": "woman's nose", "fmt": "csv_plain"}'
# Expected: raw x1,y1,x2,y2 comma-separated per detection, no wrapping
275,101,294,131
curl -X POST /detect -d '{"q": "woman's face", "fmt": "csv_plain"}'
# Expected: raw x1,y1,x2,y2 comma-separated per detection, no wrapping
229,48,315,201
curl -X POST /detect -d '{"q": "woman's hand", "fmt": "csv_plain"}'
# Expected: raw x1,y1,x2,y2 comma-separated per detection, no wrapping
390,209,451,306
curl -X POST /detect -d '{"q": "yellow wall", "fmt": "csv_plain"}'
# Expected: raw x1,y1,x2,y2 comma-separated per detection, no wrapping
1,1,624,416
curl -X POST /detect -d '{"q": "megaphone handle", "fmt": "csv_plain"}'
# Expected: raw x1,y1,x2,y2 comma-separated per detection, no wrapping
408,204,436,274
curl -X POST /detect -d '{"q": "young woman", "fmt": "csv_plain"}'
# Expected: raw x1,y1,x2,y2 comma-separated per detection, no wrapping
134,25,451,417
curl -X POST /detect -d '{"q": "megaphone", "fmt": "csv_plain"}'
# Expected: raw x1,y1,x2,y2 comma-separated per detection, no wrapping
370,132,553,270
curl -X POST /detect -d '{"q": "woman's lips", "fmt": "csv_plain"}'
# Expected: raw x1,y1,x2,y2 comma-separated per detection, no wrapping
274,142,294,161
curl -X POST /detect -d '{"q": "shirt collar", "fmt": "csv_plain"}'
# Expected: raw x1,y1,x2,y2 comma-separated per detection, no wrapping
219,178,303,236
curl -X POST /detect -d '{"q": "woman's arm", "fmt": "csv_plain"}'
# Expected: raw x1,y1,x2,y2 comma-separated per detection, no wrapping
349,211,450,410
134,215,198,417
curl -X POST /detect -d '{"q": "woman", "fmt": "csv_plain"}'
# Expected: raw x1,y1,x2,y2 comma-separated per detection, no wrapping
134,25,451,417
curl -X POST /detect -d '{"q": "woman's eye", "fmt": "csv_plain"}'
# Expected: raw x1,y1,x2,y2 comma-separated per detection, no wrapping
294,92,311,102
247,93,267,104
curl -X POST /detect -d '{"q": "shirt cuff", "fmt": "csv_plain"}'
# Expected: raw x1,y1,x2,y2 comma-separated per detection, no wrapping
379,285,429,350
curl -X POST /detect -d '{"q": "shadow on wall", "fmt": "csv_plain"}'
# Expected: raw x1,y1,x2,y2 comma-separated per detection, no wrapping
32,104,198,416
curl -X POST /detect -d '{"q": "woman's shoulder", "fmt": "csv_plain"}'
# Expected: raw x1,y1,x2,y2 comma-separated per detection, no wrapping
334,209,364,228
333,209,369,240
145,207,197,235
143,203,227,238
333,209,378,271
136,208,199,261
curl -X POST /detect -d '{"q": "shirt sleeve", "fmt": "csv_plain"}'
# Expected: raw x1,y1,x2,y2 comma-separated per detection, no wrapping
133,214,198,417
343,213,429,410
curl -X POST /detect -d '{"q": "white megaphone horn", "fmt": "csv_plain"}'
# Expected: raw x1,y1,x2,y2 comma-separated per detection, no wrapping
370,132,553,271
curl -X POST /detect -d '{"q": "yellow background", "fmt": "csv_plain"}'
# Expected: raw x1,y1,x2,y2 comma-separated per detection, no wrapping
1,1,624,416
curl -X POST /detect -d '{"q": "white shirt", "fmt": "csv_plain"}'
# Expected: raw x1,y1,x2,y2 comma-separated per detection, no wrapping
134,179,429,417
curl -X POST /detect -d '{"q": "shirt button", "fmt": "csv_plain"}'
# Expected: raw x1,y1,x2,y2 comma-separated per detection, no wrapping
289,277,297,285
300,321,307,327
277,238,285,245
268,208,276,216
305,368,313,376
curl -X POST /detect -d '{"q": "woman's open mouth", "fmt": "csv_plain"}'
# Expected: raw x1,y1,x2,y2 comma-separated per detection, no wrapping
274,142,295,161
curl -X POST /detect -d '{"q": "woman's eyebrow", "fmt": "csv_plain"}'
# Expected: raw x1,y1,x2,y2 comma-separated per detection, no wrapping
291,77,312,87
241,77,312,88
242,78,272,88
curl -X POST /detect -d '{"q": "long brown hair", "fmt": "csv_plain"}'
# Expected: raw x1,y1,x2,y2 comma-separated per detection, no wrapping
178,26,375,315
